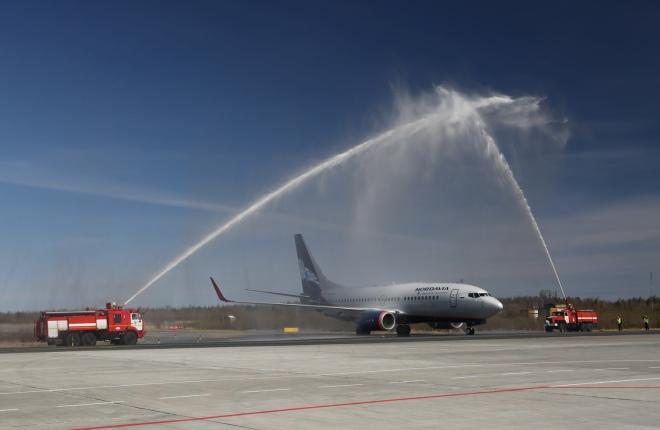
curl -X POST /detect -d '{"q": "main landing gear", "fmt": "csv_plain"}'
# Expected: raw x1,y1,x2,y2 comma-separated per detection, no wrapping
396,324,411,337
356,327,371,336
465,325,475,335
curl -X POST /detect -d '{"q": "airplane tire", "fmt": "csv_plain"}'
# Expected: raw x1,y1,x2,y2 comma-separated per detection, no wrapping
396,324,411,337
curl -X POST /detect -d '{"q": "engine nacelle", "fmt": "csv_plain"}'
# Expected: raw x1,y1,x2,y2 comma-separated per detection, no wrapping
358,311,396,331
428,322,465,330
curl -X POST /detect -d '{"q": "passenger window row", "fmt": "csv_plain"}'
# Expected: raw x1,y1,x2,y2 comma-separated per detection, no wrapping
338,295,443,303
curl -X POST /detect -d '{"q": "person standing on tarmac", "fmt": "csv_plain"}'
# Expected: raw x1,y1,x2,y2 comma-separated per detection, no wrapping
617,315,623,332
643,315,650,331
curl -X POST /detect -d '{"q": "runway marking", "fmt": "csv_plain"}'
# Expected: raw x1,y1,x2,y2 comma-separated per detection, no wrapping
0,408,19,412
242,388,290,394
451,375,481,379
57,401,124,408
316,359,660,377
649,367,660,369
158,394,210,400
545,369,575,373
0,379,219,395
595,368,630,371
500,372,532,376
318,384,364,388
4,359,660,397
553,377,660,387
388,380,425,384
73,382,660,430
73,386,545,429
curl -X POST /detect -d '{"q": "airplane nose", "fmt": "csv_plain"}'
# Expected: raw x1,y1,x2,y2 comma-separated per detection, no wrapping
487,297,504,314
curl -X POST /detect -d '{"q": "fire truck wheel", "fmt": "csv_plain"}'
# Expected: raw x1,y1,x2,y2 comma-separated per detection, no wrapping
81,333,97,347
65,333,81,347
123,331,138,345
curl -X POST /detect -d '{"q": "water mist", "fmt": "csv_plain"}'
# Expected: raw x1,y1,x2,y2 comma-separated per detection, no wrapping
125,86,566,305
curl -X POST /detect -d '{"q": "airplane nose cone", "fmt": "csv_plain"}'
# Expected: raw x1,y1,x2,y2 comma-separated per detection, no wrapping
486,297,504,315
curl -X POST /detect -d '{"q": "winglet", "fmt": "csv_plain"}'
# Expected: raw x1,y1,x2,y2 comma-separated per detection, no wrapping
210,277,232,303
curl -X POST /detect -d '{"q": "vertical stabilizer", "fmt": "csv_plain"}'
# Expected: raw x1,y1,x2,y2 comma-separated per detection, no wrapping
294,234,341,303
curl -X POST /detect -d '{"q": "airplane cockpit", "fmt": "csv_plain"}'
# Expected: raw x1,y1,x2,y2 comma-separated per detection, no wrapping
467,292,492,298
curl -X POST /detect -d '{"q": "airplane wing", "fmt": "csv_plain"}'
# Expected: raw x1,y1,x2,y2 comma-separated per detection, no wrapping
210,277,404,315
245,288,310,300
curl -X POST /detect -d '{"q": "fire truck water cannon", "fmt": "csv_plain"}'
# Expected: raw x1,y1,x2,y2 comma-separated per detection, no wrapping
544,303,598,333
34,302,145,347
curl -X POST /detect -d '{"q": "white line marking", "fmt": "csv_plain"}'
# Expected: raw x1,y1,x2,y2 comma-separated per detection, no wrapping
242,388,291,394
649,367,660,369
501,372,532,376
545,369,576,373
451,375,482,379
0,379,219,396
56,401,124,408
389,380,425,384
318,384,364,388
158,394,210,400
0,409,19,412
595,368,630,371
3,359,660,396
553,377,660,387
317,359,660,377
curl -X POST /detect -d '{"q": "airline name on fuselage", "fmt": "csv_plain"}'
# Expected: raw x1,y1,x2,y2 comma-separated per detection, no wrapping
415,286,450,294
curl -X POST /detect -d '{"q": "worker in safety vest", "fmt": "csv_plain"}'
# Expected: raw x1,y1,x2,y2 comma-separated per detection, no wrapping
616,315,623,332
643,315,650,331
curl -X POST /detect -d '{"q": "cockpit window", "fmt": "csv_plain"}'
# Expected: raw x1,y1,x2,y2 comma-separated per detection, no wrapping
469,292,490,298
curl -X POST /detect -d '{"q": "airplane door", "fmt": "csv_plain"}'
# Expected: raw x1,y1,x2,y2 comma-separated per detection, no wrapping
449,288,459,308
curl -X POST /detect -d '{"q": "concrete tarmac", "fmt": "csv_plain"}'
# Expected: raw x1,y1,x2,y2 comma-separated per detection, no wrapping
1,333,659,429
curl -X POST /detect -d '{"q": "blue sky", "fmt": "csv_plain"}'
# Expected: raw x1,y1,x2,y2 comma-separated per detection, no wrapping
1,1,659,310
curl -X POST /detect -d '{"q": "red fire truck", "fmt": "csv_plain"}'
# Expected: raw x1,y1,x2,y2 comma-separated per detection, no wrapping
544,304,598,332
34,303,144,346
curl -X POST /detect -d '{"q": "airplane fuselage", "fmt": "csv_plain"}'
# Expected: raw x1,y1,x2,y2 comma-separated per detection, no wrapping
321,282,503,323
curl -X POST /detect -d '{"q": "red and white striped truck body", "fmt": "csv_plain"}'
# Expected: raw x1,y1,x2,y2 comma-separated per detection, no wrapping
544,305,598,333
34,304,144,346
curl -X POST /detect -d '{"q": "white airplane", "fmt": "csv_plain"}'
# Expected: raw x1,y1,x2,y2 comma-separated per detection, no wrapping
211,234,503,336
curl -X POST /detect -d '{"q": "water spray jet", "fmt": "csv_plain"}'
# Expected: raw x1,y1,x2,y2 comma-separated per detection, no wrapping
124,87,566,305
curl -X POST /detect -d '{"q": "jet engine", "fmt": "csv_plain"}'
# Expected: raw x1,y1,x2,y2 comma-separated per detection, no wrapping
428,322,465,330
358,310,396,331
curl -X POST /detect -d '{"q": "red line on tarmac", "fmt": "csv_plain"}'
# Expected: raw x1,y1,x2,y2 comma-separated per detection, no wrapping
74,384,660,430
